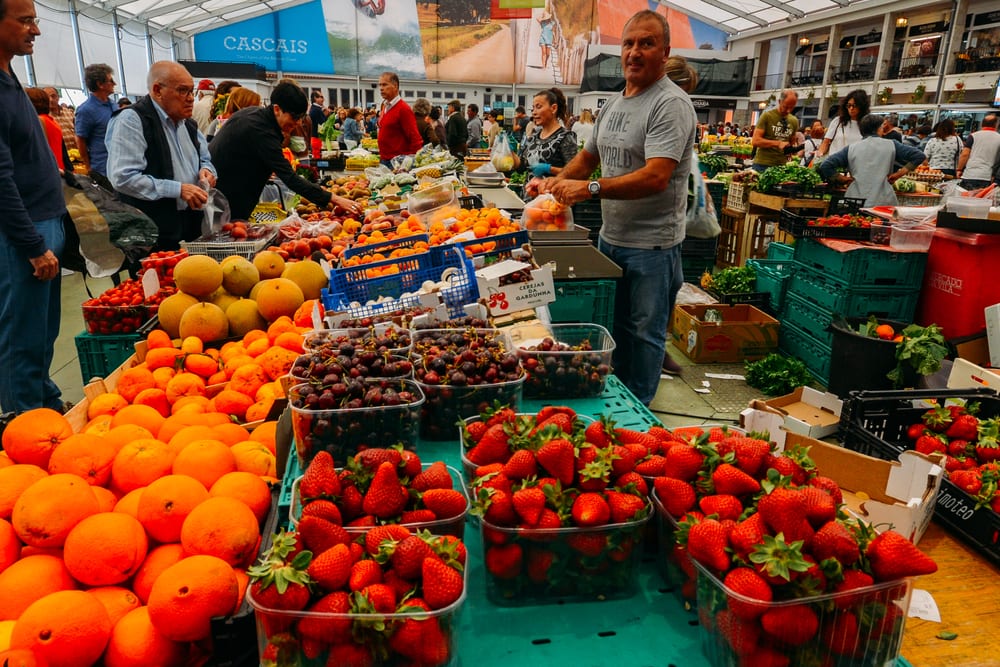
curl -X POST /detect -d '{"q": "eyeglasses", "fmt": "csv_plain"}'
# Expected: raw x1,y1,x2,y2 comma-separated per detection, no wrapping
845,102,858,109
162,85,194,98
17,16,41,26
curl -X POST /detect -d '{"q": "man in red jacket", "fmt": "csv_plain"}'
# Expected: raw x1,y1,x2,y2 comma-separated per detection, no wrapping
376,71,422,167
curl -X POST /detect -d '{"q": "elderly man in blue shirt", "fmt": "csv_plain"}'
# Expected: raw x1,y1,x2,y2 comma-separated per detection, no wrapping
106,60,216,250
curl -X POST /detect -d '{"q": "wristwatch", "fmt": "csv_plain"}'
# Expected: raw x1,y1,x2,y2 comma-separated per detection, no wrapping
588,180,601,199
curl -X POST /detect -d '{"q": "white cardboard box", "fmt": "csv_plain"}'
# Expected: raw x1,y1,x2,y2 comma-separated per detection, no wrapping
783,432,944,544
743,386,843,443
475,260,556,316
985,303,1000,368
946,357,1000,391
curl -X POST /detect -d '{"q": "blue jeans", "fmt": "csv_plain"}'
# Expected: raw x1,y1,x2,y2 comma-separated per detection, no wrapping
597,239,683,406
0,216,65,413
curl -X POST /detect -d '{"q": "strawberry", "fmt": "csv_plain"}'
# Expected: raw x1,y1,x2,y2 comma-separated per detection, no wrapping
757,486,812,544
711,463,761,496
975,419,1000,463
533,507,563,531
614,428,660,454
363,524,411,556
535,405,576,423
525,547,555,583
247,548,313,634
729,436,770,477
715,609,761,655
297,591,352,644
299,451,341,501
534,412,574,435
411,461,453,492
610,445,637,477
722,567,772,619
354,447,404,473
807,475,843,505
297,515,350,556
800,486,837,528
748,533,811,584
623,442,651,463
698,494,743,522
822,611,861,657
399,450,422,478
865,530,938,581
946,413,980,441
338,484,365,522
906,422,927,440
485,542,523,579
388,599,449,665
300,499,343,525
512,486,547,526
615,471,649,496
685,518,731,572
363,461,409,519
401,509,438,523
811,520,860,566
358,583,396,614
484,404,517,428
421,557,464,609
571,492,611,526
606,490,647,523
662,444,705,481
761,605,819,646
463,420,488,444
347,515,378,529
915,433,946,455
947,439,973,457
473,467,512,495
534,434,576,485
348,558,382,592
421,488,467,520
466,423,512,465
728,513,766,560
739,647,792,667
633,454,668,477
502,449,538,480
307,543,353,592
565,532,607,557
584,415,616,447
833,569,874,609
921,405,952,432
476,487,517,526
950,468,983,495
647,425,673,442
326,642,375,667
389,534,433,580
653,476,696,518
430,533,467,567
763,454,807,485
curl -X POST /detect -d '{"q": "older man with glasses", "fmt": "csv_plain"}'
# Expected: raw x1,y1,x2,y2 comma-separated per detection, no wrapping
106,60,216,251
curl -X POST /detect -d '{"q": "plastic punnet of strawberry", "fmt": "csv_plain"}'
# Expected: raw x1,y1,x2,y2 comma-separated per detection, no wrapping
248,524,468,667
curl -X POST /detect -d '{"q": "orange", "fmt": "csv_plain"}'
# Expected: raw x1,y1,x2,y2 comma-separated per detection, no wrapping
145,329,173,350
111,439,176,495
104,606,187,667
0,648,48,667
86,586,141,627
209,472,272,523
183,353,219,378
166,425,219,456
144,347,185,372
213,390,254,421
151,366,176,390
228,364,269,398
11,474,100,548
211,422,251,447
266,316,296,342
172,440,236,490
91,486,118,513
133,387,171,418
116,367,158,403
179,336,203,355
146,555,239,642
249,421,278,455
0,555,76,621
63,513,148,586
168,395,210,416
137,475,209,544
1,409,72,468
180,497,259,567
241,329,267,347
0,465,48,520
132,543,186,604
232,568,249,615
244,337,270,358
9,590,112,667
245,397,275,424
110,404,166,439
0,452,12,469
222,354,256,379
86,393,128,420
46,433,116,486
0,518,20,576
164,373,207,405
81,413,114,436
273,331,304,354
256,346,298,381
102,424,155,455
230,441,277,479
112,488,145,518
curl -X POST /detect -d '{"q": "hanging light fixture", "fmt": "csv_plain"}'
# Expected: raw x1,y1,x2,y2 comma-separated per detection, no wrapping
758,101,767,110
799,36,811,46
896,17,908,28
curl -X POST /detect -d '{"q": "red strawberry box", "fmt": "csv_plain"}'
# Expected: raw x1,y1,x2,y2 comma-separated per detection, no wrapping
694,559,914,667
510,323,615,399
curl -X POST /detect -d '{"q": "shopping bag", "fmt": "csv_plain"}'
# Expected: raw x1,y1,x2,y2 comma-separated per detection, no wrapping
491,132,515,172
686,168,721,239
521,193,573,231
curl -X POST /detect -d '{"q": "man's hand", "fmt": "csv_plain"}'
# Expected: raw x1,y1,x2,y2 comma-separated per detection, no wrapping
181,183,209,210
199,169,217,188
547,179,591,207
30,249,60,281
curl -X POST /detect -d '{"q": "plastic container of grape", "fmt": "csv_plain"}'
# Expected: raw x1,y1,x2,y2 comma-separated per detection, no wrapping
302,323,413,357
289,352,413,386
511,323,615,399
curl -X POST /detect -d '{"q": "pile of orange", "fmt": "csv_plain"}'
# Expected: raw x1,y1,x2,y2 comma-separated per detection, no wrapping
0,397,281,666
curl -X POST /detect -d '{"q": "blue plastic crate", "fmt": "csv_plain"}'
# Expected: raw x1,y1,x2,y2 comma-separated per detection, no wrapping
778,319,831,386
341,233,429,260
74,331,140,383
547,279,616,330
793,238,927,289
453,229,529,267
747,258,798,315
786,266,921,321
766,241,795,260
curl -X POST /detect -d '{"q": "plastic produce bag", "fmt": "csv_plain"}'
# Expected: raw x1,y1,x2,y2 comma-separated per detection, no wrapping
686,167,721,239
201,187,231,239
491,132,515,172
521,193,573,231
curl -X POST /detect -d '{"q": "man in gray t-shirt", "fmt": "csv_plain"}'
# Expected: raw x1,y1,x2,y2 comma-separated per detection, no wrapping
534,9,697,406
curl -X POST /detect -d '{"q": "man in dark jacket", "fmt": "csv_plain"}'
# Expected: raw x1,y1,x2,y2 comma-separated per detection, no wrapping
210,79,361,221
0,0,69,413
106,60,216,250
445,99,469,158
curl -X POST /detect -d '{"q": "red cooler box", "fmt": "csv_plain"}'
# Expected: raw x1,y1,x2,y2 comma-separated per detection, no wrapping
917,228,1000,339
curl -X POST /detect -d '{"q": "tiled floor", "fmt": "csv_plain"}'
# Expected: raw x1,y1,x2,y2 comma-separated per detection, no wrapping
53,272,761,427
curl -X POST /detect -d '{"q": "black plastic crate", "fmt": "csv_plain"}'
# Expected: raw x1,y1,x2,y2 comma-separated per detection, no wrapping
829,195,866,215
839,388,1000,566
779,208,874,241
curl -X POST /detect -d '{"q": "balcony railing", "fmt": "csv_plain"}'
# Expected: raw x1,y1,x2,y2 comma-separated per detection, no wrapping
790,70,824,86
953,48,1000,74
753,72,786,91
830,65,874,83
887,57,938,80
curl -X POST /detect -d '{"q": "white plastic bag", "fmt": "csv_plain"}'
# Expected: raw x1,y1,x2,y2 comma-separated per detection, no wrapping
521,193,573,231
686,167,721,239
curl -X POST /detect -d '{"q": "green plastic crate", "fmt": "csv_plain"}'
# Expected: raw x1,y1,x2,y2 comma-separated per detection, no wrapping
766,241,795,261
793,238,927,289
547,279,616,330
747,258,798,315
778,320,831,386
74,331,140,383
786,267,921,321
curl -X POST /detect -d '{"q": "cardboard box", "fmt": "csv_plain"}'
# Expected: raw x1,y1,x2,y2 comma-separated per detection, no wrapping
740,386,843,445
784,432,944,544
475,260,556,316
946,357,1000,391
987,303,1000,367
671,303,779,363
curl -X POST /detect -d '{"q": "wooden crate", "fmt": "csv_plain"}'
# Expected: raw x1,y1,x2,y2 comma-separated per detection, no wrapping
717,207,745,267
749,190,829,213
717,209,787,268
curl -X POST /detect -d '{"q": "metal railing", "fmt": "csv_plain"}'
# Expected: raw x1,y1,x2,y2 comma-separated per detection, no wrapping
953,48,1000,74
790,70,824,86
753,72,786,91
829,65,874,83
887,57,937,80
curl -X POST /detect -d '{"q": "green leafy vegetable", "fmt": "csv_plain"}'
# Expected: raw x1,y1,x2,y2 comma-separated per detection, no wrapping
745,353,814,396
706,266,757,294
888,324,948,388
757,165,822,194
698,153,729,173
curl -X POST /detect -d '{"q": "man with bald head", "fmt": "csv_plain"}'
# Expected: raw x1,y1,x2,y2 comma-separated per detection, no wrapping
752,89,799,172
106,60,216,250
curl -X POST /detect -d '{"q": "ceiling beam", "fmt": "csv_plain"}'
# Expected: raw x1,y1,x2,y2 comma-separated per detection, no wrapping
760,0,804,19
656,1,735,35
168,0,278,31
697,0,768,28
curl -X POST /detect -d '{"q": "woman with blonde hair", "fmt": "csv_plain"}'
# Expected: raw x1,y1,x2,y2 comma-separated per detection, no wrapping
207,87,261,140
665,56,698,94
574,108,595,147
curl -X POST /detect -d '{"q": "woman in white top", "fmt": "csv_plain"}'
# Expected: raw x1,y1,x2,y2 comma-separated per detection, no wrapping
922,119,963,176
817,89,868,158
574,108,595,147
